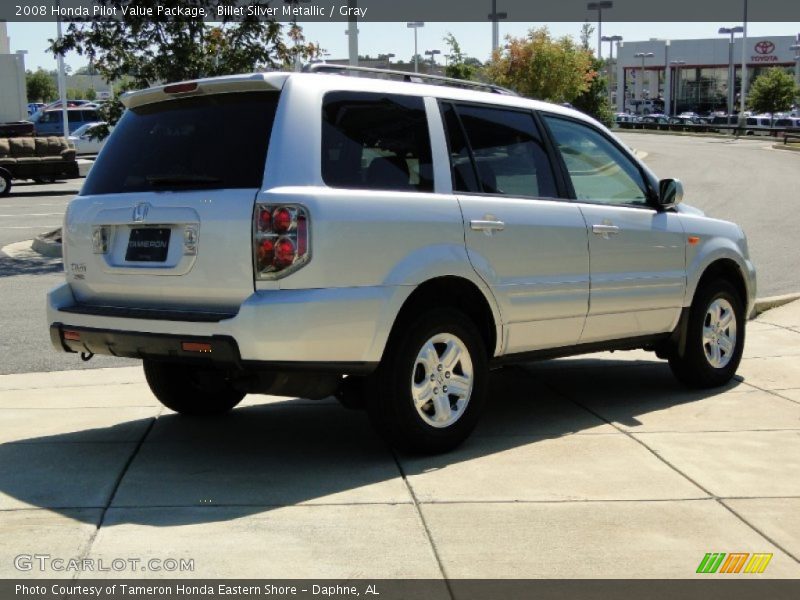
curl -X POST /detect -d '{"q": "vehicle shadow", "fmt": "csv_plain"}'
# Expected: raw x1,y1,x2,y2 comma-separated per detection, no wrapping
0,360,744,527
0,256,62,277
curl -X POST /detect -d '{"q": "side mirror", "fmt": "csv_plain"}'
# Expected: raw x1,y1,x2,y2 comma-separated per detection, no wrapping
658,178,684,209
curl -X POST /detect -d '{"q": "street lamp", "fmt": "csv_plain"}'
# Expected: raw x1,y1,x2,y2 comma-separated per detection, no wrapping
670,60,686,116
719,26,744,117
407,22,424,73
634,52,654,104
588,1,613,59
601,35,622,107
488,1,508,53
425,49,441,72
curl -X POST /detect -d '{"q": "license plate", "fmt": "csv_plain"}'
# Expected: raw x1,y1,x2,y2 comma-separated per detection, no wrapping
126,228,171,262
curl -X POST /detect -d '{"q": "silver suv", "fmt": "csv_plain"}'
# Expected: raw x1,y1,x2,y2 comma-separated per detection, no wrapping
48,67,756,453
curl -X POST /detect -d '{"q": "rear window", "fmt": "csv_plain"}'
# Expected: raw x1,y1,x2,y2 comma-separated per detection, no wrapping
82,92,279,195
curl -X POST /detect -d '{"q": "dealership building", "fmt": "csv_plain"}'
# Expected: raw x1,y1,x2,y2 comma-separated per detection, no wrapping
614,35,800,115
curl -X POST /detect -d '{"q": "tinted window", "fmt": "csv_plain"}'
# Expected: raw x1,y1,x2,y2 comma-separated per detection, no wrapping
440,103,479,192
83,92,278,195
544,115,649,206
40,112,60,124
322,92,433,192
442,103,556,198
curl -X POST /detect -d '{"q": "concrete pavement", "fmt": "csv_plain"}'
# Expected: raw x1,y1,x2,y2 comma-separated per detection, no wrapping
1,304,800,579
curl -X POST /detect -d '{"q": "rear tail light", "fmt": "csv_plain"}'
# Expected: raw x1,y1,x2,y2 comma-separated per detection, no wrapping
91,226,109,254
253,203,310,279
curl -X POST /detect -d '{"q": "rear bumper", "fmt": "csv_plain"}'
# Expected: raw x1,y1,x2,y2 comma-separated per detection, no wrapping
47,282,413,368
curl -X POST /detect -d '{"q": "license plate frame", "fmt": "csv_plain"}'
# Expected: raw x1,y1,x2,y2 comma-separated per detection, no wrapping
125,227,171,262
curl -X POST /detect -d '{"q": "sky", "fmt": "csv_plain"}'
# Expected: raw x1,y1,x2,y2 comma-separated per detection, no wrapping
7,21,800,73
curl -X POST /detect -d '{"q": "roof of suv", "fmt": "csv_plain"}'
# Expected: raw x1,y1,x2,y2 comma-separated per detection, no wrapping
121,71,597,127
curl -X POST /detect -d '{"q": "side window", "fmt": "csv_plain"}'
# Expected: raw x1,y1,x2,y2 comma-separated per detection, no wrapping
543,115,650,206
321,92,433,192
40,112,60,124
68,111,83,124
441,103,557,199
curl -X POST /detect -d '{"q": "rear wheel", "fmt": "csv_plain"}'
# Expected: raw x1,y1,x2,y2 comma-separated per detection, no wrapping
143,360,245,415
669,279,745,388
367,309,488,454
0,172,10,197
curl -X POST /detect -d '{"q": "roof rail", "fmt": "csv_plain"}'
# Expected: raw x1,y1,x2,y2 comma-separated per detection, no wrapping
303,63,517,96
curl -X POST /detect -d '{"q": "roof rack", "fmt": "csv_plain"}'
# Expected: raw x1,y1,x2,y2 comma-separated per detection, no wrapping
303,63,517,96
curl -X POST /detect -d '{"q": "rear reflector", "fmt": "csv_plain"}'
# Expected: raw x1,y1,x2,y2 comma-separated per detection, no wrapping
63,330,81,341
182,342,212,353
164,82,198,94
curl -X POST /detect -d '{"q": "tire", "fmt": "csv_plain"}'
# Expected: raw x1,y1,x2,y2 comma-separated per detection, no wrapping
143,360,245,416
669,279,745,389
367,309,488,454
0,172,10,197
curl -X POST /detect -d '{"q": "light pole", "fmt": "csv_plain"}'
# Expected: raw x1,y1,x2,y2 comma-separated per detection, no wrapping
670,60,685,116
425,49,441,72
587,1,613,59
407,22,424,73
719,26,743,116
601,35,622,108
488,1,508,53
739,0,749,127
634,52,654,105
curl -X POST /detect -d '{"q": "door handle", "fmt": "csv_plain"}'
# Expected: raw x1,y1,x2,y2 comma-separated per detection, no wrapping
592,224,620,237
470,219,505,233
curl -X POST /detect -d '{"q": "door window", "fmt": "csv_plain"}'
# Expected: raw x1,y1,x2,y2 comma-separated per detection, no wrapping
441,102,557,198
544,115,650,206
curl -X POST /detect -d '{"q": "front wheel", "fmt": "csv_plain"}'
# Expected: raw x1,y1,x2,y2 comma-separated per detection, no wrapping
367,309,488,454
669,279,745,388
143,360,245,416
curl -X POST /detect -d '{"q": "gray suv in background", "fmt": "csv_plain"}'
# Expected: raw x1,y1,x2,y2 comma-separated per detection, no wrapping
48,67,756,453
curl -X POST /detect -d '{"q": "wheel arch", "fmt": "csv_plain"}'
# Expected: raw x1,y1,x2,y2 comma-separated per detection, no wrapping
380,276,501,363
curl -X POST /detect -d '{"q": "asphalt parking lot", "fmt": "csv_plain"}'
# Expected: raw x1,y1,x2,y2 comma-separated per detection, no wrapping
1,302,799,579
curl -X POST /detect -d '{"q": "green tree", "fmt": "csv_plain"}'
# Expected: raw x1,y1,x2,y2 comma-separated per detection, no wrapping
579,22,594,51
26,68,57,103
571,56,614,127
443,33,478,81
50,0,318,135
484,27,594,103
747,68,798,116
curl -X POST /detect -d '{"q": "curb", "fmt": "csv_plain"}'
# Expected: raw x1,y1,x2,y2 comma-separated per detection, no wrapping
752,293,800,318
31,229,63,259
771,144,800,153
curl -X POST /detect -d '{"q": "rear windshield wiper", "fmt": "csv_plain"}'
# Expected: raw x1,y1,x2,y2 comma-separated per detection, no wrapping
146,174,222,187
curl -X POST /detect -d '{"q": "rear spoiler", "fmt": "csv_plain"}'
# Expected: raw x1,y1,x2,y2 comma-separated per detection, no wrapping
121,73,290,109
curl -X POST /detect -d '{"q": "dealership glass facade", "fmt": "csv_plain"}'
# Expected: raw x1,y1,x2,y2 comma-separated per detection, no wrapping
622,65,795,114
616,36,798,114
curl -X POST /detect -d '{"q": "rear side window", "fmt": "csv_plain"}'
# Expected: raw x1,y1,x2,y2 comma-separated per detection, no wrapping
82,92,279,195
322,92,433,192
440,102,557,199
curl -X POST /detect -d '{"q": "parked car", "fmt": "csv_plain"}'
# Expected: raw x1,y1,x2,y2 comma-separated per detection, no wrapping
31,107,101,136
638,114,669,124
47,70,756,453
68,122,110,155
27,102,46,116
